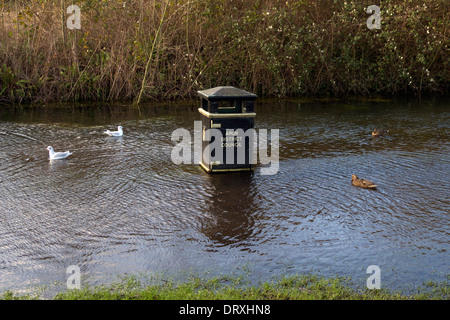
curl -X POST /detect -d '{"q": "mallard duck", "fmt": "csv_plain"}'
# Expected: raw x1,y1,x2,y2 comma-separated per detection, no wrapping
46,146,73,160
351,175,377,189
372,128,389,136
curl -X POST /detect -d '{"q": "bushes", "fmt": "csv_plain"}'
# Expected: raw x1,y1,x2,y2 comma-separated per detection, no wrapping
0,0,448,104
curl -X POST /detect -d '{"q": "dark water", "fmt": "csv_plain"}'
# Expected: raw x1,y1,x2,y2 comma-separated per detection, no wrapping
0,98,448,296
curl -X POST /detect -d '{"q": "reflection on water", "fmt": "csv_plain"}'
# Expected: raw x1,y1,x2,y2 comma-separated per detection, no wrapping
201,173,258,248
0,98,448,295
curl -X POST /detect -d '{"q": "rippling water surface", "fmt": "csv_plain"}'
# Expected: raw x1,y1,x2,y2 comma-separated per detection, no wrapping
0,98,448,295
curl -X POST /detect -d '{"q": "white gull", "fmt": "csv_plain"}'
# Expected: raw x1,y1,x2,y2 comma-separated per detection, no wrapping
47,146,73,160
104,126,123,137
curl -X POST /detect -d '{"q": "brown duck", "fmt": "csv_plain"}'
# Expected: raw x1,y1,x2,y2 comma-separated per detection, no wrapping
352,175,377,189
372,128,389,136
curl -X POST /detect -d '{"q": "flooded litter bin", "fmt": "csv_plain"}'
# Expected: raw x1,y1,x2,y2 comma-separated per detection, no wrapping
197,86,257,173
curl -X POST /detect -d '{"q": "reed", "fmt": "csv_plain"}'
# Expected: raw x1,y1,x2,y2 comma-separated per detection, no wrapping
0,0,448,104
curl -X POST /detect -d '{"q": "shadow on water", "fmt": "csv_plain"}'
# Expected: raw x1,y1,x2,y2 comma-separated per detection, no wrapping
0,97,448,295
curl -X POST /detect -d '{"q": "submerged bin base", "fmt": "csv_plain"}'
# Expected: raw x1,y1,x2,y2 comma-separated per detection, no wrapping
199,161,254,174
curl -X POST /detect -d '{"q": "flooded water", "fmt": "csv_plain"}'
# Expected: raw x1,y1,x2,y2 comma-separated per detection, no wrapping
0,98,448,296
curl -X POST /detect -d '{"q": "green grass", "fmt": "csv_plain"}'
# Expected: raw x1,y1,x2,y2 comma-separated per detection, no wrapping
1,274,448,300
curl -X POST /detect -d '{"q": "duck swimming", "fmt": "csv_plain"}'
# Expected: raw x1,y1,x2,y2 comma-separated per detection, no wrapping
46,146,73,160
351,175,377,189
372,128,389,136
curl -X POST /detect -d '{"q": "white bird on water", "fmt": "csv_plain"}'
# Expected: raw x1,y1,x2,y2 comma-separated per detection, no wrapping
104,126,123,137
47,146,73,160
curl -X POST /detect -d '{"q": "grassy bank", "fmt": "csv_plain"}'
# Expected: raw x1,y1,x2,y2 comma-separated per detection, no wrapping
0,0,448,104
1,274,448,300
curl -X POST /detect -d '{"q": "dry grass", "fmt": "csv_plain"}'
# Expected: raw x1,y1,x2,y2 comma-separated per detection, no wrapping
0,0,448,104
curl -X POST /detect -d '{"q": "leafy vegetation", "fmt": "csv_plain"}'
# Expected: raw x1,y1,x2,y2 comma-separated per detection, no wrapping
0,0,448,104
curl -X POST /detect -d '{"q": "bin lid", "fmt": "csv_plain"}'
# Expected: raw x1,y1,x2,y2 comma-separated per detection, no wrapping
197,86,257,100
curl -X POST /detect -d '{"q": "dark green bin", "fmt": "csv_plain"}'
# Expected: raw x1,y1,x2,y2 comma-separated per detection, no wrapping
197,86,257,173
